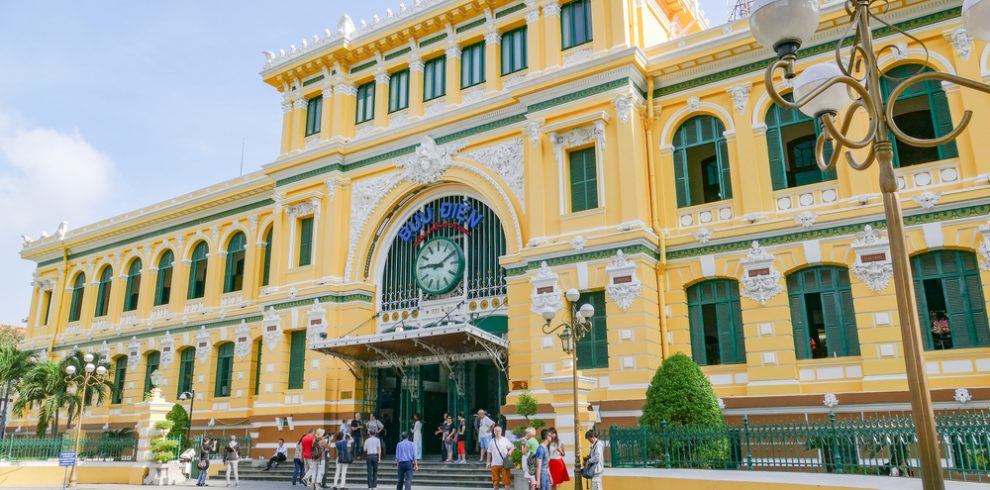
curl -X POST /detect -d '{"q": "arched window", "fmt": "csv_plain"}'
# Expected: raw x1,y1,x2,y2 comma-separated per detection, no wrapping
223,232,247,293
143,351,160,396
94,266,113,317
911,250,990,350
687,279,746,366
123,259,142,312
261,228,273,287
187,242,209,300
252,339,263,396
880,64,958,167
215,342,234,397
111,355,127,404
787,266,861,359
177,347,195,397
673,115,732,207
154,251,174,306
68,273,86,322
766,94,836,190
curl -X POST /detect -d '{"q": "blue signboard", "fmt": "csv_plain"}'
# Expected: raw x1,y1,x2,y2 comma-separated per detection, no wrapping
59,451,76,467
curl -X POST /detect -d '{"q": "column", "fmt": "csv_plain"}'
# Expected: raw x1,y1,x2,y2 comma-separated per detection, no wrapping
445,42,463,105
612,96,649,224
319,83,334,142
523,121,548,239
485,29,502,93
289,97,307,151
656,146,681,229
374,71,390,129
136,261,157,318
409,58,425,117
279,94,293,155
542,1,562,68
525,4,545,72
267,202,287,290
332,81,357,139
204,229,224,308
724,86,767,216
133,388,175,464
542,374,596,477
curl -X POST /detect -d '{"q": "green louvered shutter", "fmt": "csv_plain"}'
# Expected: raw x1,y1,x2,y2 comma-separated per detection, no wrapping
766,126,789,191
716,139,732,200
930,89,959,160
177,348,195,397
839,288,860,356
576,291,608,369
261,229,273,286
911,257,934,350
789,286,810,360
253,340,263,395
143,351,160,395
123,260,141,312
569,148,598,212
288,330,306,389
673,148,689,208
112,357,127,404
688,289,707,364
945,277,973,348
298,217,314,267
715,299,737,363
215,343,233,397
730,288,746,363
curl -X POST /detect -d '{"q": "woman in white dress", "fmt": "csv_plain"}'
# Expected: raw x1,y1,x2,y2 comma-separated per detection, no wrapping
412,413,423,460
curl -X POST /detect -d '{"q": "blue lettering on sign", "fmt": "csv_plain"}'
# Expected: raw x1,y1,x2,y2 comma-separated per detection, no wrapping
59,451,76,467
399,201,486,241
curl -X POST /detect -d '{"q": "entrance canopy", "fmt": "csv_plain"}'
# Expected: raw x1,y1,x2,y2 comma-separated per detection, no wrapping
311,323,507,371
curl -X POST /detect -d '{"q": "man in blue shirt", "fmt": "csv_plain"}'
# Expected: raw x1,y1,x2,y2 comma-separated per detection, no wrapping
394,432,419,490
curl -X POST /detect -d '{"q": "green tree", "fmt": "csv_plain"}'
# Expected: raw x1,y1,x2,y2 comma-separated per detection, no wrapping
517,393,538,423
640,353,723,428
0,340,35,438
166,404,189,446
12,360,70,437
150,420,179,463
60,351,113,430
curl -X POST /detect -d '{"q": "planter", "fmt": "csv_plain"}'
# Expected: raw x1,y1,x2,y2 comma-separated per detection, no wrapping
144,460,187,486
511,469,529,490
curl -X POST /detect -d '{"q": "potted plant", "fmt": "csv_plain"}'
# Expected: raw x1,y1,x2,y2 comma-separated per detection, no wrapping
145,420,183,485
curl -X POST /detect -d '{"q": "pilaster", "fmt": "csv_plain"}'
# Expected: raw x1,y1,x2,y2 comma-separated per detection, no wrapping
374,71,390,129
543,1,562,68
279,93,293,155
525,4,545,72
485,28,502,93
332,80,357,140
590,0,609,53
289,97,307,151
409,58,425,117
445,43,463,105
319,83,334,141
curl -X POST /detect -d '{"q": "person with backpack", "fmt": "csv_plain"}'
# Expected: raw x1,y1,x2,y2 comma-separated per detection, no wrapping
331,431,354,490
535,430,552,490
520,439,536,490
292,435,306,486
312,429,331,489
302,429,324,487
487,425,514,490
583,430,605,490
196,437,217,487
222,435,241,487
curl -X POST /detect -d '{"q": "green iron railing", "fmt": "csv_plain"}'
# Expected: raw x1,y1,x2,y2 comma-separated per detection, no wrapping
0,436,137,462
192,435,253,460
609,412,990,482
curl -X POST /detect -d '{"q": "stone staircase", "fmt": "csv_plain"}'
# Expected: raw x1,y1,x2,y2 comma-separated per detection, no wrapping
238,458,493,488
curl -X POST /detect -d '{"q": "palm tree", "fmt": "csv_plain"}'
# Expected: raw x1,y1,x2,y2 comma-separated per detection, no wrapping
59,351,112,431
0,341,35,438
12,360,70,438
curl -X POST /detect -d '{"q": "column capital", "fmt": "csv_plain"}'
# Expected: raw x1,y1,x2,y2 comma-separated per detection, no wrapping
446,45,462,59
542,1,561,17
334,82,357,97
292,98,307,110
485,30,502,45
409,58,425,72
375,71,391,85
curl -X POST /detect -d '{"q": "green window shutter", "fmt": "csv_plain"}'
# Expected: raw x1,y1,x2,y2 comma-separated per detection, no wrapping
215,343,233,397
424,56,447,101
716,139,732,200
112,357,127,404
687,289,708,365
673,148,689,208
944,277,973,348
789,289,811,360
262,229,273,286
501,27,527,75
288,330,306,389
223,233,246,293
766,126,789,191
461,43,486,89
143,351,160,396
123,260,141,312
177,348,195,397
305,96,322,136
687,280,746,366
298,217,314,267
95,267,113,317
356,82,375,123
576,291,608,369
188,242,208,299
568,148,598,212
910,256,935,350
154,252,173,306
930,89,959,160
787,267,860,358
69,274,85,322
253,340,263,395
389,70,410,113
729,289,746,364
839,288,860,356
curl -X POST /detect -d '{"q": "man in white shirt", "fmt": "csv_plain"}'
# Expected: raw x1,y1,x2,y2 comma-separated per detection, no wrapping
363,431,382,490
264,438,288,470
584,429,605,490
477,409,495,463
487,426,514,490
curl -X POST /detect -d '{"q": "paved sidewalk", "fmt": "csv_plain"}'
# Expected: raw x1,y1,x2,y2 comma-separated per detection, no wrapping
1,482,484,490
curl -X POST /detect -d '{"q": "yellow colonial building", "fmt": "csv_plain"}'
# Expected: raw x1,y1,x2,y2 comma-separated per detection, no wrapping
14,0,990,452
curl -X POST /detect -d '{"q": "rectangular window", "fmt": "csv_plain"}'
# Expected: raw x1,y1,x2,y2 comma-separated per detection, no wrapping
576,291,608,369
424,56,447,101
143,352,160,396
288,330,306,390
177,348,195,398
568,147,599,212
112,358,127,404
298,217,314,267
388,69,410,113
41,290,52,325
561,0,593,49
305,96,322,136
215,343,233,398
355,82,375,124
461,42,486,89
501,27,528,75
253,340,263,396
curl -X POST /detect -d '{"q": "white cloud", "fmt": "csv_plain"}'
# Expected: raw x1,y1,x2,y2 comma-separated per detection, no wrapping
0,109,118,323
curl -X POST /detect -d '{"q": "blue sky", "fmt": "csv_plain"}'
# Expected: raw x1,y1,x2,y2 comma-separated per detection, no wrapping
0,0,728,324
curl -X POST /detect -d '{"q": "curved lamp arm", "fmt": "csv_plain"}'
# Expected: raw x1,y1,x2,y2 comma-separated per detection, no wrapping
884,71,987,148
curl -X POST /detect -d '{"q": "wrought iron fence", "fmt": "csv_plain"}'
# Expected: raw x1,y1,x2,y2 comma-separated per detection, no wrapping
192,435,253,460
0,436,137,461
608,412,990,482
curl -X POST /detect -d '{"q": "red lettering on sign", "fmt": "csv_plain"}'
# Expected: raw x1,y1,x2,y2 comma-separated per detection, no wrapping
614,275,633,284
748,268,770,277
537,286,555,294
861,253,887,263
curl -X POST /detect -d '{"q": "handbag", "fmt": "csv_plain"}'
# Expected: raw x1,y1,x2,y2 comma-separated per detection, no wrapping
197,460,209,470
580,441,600,479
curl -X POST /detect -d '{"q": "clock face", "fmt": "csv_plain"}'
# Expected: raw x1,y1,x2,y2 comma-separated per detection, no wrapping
414,237,465,295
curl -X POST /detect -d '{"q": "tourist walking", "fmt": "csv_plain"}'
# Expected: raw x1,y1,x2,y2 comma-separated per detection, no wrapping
547,429,569,488
487,426,514,490
584,429,605,490
351,413,365,457
412,413,423,460
292,436,305,486
434,412,449,462
366,415,385,455
364,430,382,490
394,432,419,490
443,414,456,463
535,430,552,490
196,437,216,487
477,409,495,465
456,413,467,464
300,429,317,486
332,431,354,490
222,435,240,487
265,438,288,470
312,429,331,489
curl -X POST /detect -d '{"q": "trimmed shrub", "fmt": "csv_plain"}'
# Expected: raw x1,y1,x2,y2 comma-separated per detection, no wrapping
640,353,722,428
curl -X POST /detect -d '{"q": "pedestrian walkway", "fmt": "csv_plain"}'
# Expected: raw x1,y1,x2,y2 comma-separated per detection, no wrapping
1,482,486,490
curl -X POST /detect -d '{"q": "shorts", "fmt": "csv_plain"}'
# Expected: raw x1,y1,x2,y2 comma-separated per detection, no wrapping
490,465,511,487
457,441,465,455
480,436,492,450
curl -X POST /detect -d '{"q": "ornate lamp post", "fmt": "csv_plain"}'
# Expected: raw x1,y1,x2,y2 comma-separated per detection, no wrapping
750,1,990,488
63,353,109,487
178,390,196,442
539,288,596,490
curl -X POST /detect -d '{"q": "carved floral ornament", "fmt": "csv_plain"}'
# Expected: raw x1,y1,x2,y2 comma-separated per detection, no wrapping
530,261,564,318
262,306,282,352
605,250,642,312
851,225,894,292
463,138,526,209
160,331,175,368
127,337,141,370
395,136,466,187
739,241,784,304
978,220,990,271
307,299,327,345
196,326,211,363
234,321,251,360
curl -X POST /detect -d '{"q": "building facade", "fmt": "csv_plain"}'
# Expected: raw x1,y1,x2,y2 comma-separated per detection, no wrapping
14,0,990,452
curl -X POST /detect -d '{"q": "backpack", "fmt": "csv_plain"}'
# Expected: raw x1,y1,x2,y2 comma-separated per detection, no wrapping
526,451,538,475
310,438,323,460
338,441,354,464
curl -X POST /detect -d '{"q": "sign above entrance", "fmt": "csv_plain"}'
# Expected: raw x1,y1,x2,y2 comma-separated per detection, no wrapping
397,201,486,243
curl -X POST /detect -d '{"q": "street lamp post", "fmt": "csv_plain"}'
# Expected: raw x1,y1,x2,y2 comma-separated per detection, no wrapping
63,353,109,487
178,390,196,442
540,288,596,490
749,1,990,488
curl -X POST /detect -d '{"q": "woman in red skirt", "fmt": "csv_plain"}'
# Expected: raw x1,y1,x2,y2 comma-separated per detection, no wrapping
547,428,569,488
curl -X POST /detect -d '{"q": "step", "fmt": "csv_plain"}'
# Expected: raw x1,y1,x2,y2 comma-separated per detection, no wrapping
234,459,496,488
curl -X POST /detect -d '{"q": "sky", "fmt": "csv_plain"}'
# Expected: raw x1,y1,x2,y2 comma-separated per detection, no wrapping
0,0,729,325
